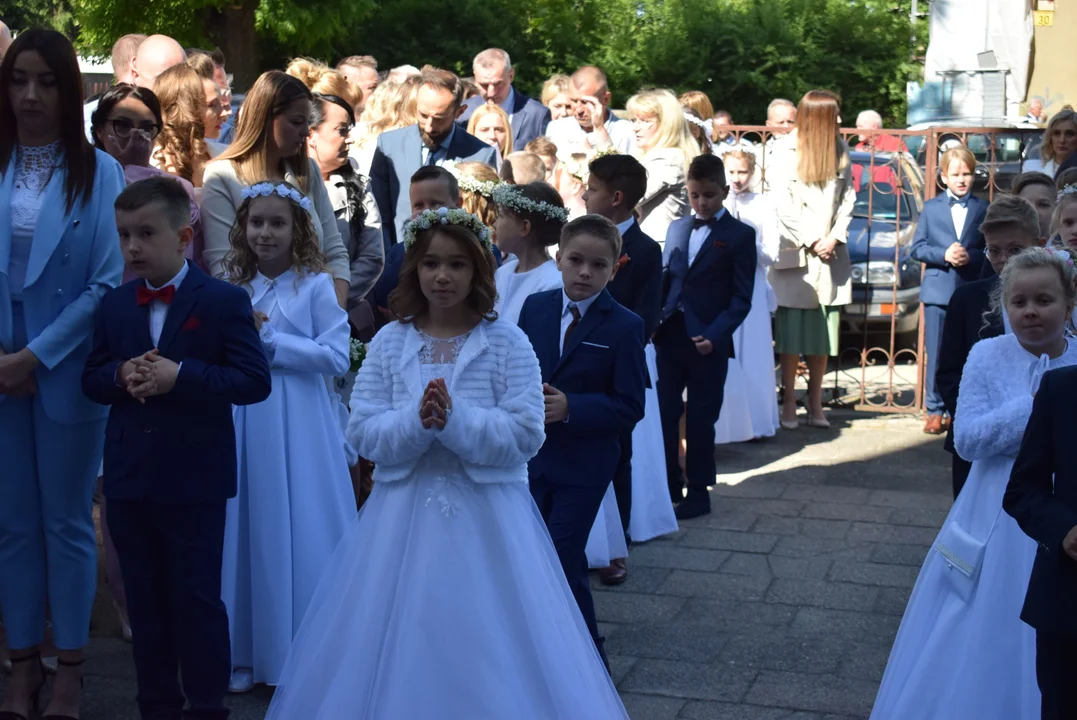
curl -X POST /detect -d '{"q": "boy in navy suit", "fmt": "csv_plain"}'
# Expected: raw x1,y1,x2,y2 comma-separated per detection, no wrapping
582,153,663,585
910,145,989,435
656,155,756,520
937,194,1044,498
518,215,647,669
82,177,271,720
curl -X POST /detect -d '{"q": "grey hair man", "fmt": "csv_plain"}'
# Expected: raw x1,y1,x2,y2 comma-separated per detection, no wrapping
457,47,550,151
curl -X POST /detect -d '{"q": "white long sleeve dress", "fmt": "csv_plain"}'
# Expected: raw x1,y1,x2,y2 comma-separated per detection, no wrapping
222,270,356,686
715,190,781,442
869,333,1077,719
265,318,628,719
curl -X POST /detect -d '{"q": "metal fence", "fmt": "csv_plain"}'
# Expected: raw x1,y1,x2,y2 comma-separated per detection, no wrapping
721,124,1046,413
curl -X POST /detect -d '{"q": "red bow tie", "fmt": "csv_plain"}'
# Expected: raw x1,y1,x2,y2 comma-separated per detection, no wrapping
136,285,176,306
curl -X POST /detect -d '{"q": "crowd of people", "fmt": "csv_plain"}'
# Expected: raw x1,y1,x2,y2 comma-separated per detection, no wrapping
2,18,1077,720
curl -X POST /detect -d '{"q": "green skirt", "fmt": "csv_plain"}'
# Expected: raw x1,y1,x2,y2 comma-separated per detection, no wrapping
774,306,841,357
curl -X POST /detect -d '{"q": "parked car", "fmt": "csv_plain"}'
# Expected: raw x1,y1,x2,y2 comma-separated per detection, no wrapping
842,151,925,341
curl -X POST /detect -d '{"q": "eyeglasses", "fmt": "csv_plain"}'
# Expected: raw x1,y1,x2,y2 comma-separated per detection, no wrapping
107,117,160,140
986,246,1026,261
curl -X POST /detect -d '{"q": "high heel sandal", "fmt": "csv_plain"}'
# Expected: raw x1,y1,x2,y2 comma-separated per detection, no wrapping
40,657,84,720
0,652,46,720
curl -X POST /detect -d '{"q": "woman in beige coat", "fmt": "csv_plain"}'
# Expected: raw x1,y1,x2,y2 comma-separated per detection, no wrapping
767,90,856,429
201,70,350,306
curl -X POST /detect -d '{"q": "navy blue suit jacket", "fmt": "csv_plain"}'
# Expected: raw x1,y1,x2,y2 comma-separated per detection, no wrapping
458,89,552,151
1005,365,1077,636
518,288,647,487
606,220,663,342
659,213,757,357
369,124,497,249
910,194,989,306
82,265,272,504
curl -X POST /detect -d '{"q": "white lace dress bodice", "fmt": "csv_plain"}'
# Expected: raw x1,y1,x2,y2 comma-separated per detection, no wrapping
416,330,473,515
10,142,62,297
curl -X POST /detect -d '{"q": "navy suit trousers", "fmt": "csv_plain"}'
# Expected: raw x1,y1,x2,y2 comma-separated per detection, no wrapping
924,304,947,415
529,475,610,669
107,499,230,720
655,312,729,494
1037,630,1077,720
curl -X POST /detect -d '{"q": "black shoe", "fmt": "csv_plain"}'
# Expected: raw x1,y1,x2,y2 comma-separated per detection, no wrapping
40,657,84,720
674,492,711,520
669,483,685,505
0,652,45,720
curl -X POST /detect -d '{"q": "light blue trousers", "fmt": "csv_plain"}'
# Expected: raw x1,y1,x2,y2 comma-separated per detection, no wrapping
0,303,103,650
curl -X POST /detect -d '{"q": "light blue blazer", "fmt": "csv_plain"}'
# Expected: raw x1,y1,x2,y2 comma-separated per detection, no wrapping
0,149,125,424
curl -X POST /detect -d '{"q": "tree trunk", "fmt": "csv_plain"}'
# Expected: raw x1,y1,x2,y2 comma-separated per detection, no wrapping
202,1,259,92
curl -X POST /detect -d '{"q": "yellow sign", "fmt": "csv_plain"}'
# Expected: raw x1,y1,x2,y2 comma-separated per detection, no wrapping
1034,10,1054,26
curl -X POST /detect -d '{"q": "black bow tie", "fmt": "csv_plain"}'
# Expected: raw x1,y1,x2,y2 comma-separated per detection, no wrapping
693,216,718,230
948,195,970,209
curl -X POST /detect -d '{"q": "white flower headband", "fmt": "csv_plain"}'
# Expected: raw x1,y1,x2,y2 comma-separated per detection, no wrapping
1049,247,1075,267
241,182,313,212
402,206,494,252
1058,184,1077,203
443,160,503,198
491,183,569,222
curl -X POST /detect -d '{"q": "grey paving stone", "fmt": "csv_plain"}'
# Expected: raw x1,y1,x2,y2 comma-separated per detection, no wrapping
888,506,950,528
800,501,895,523
717,632,846,674
618,658,757,702
771,535,875,561
718,497,807,517
618,692,686,720
659,569,772,601
847,521,939,546
869,542,932,567
680,701,823,719
679,597,798,629
767,555,834,580
629,543,731,572
719,552,773,578
874,586,913,616
594,590,686,623
867,489,953,511
838,642,892,682
782,485,872,504
745,670,879,716
592,564,674,594
610,654,639,685
790,607,901,642
827,560,920,588
712,481,791,499
605,619,730,663
754,516,852,539
698,508,761,531
679,529,780,554
766,578,879,612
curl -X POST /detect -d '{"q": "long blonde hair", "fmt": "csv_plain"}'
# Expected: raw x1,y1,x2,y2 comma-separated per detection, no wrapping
214,70,314,192
467,103,514,159
1041,109,1077,164
354,78,419,149
625,88,700,174
153,63,209,183
795,89,845,186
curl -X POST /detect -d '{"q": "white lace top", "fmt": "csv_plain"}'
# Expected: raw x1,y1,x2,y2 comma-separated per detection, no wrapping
10,142,62,298
417,329,470,390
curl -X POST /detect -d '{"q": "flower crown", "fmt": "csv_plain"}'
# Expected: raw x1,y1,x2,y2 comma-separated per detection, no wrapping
1049,247,1076,267
491,183,568,222
443,160,502,198
1058,184,1077,203
683,111,713,133
241,182,313,212
402,207,494,251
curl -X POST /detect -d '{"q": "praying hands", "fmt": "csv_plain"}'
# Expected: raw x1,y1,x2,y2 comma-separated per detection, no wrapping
419,377,451,429
119,349,180,403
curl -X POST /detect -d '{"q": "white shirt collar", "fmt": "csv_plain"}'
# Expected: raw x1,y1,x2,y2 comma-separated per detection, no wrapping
562,288,600,319
146,260,189,291
615,217,636,236
498,87,516,118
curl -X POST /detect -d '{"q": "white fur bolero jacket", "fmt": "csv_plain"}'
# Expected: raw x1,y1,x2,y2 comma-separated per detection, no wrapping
346,317,546,485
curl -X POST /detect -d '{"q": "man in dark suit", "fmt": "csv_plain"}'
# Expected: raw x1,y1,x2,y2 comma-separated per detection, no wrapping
583,153,663,584
937,194,1044,499
369,65,497,250
518,216,647,671
82,177,271,720
910,146,989,435
1005,365,1077,719
656,155,756,520
457,48,551,151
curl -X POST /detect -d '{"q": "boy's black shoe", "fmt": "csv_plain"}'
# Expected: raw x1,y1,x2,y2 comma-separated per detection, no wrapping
674,490,711,520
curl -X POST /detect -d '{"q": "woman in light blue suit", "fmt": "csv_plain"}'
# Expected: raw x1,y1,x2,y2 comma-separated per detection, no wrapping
0,30,124,720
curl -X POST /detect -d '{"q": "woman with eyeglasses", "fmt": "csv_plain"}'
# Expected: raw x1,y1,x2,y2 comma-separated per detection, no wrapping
89,82,205,277
0,29,126,720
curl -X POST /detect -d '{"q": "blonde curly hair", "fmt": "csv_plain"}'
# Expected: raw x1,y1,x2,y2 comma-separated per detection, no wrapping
152,63,209,183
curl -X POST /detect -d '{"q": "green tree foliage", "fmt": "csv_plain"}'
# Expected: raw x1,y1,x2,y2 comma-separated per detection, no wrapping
1,0,78,38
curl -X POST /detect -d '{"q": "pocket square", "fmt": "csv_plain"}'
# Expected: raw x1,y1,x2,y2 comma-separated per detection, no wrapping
581,341,610,349
181,316,202,331
712,240,726,249
617,254,631,269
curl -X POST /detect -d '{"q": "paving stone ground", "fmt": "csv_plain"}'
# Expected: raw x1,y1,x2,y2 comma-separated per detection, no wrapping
2,410,950,719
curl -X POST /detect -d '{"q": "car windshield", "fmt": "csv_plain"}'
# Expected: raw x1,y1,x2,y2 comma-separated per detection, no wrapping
851,161,916,220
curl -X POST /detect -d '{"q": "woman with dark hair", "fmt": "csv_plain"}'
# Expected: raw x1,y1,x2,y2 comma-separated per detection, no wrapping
201,70,350,306
90,82,205,276
767,89,856,430
0,28,125,720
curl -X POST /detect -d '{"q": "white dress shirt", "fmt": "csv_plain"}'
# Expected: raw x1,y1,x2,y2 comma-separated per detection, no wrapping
146,261,190,346
946,190,969,241
560,289,599,354
544,113,636,157
687,209,726,267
